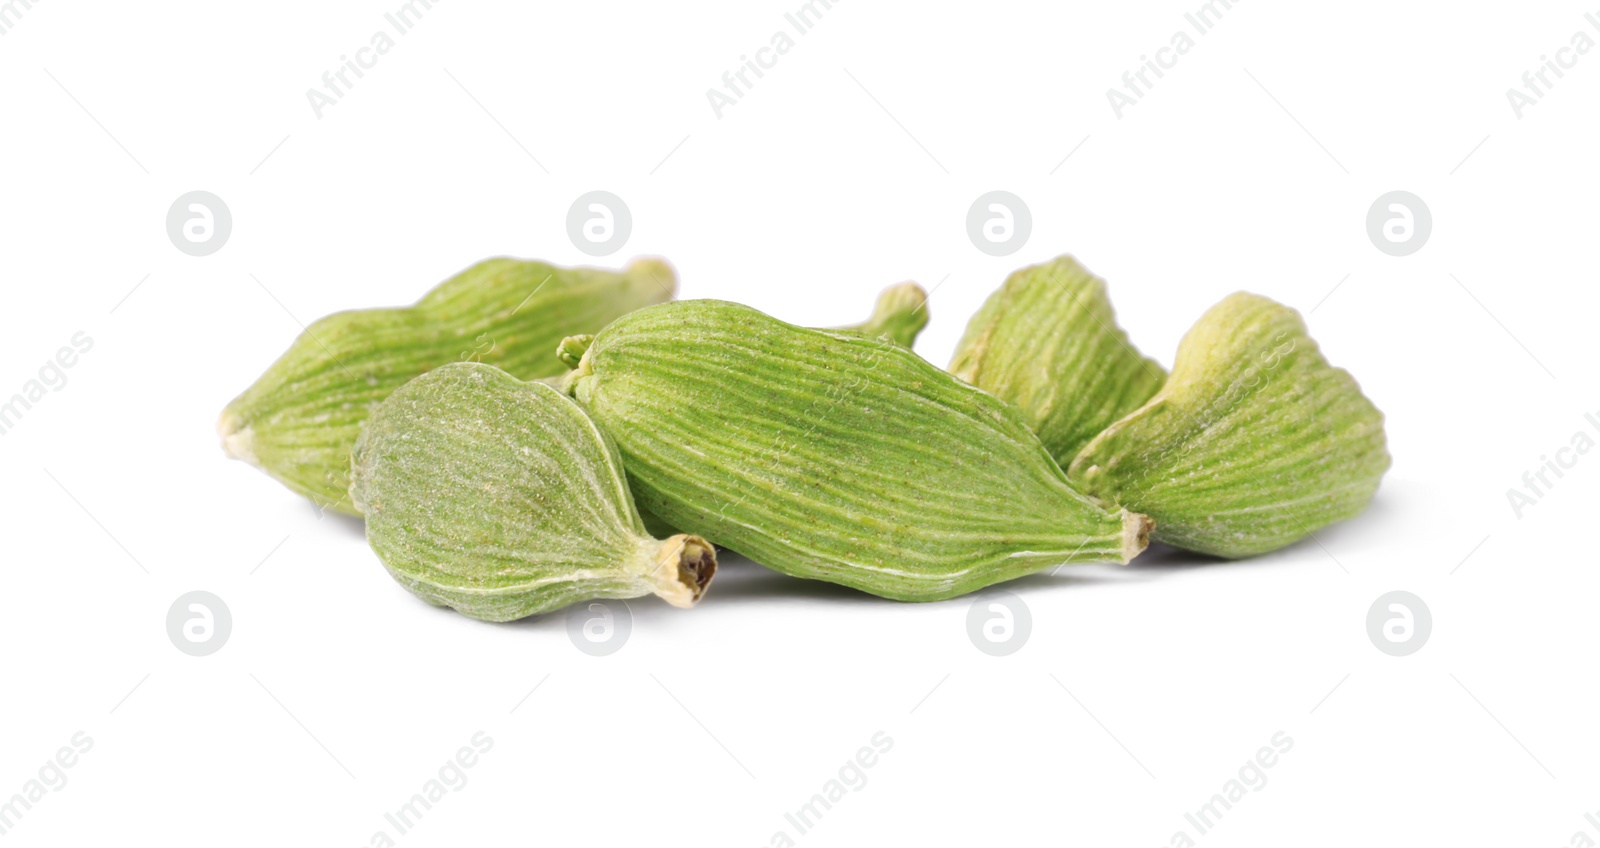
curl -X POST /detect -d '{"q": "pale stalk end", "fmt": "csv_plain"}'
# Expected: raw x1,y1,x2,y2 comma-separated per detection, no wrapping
1120,510,1154,564
646,534,718,608
217,408,258,466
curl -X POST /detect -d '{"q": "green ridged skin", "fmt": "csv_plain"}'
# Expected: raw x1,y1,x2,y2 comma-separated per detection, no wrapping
1067,292,1390,558
349,363,716,622
569,280,933,541
950,256,1166,464
561,300,1152,601
218,257,676,514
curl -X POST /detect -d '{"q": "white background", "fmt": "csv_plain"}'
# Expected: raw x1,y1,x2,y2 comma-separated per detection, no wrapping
2,1,1596,845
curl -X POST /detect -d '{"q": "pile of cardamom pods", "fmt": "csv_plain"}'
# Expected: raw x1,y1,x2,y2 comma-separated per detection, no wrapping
218,255,1388,621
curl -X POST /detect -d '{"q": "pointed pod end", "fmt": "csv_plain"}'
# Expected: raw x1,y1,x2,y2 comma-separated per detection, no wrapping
1119,510,1154,564
849,281,930,348
217,407,259,466
556,334,594,371
875,280,929,319
625,257,678,300
649,534,718,608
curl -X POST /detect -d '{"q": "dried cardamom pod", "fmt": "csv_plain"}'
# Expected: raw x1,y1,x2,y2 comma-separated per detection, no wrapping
349,362,716,621
1067,292,1389,558
561,300,1151,601
950,256,1165,463
561,280,931,541
218,257,675,514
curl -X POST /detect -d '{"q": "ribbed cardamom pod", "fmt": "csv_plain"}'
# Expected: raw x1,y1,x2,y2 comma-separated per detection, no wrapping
561,300,1151,601
348,362,716,621
1067,292,1390,558
218,257,675,514
561,280,932,542
950,256,1166,463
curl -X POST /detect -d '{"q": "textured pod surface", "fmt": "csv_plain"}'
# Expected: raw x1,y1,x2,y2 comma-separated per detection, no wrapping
618,280,932,541
950,256,1166,463
563,300,1150,602
838,281,929,347
1068,292,1390,558
349,363,715,622
219,257,675,514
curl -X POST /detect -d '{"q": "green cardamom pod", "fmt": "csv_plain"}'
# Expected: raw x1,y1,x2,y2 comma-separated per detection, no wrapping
950,256,1166,463
561,300,1151,601
586,280,933,541
218,257,675,515
348,362,716,621
1067,292,1390,558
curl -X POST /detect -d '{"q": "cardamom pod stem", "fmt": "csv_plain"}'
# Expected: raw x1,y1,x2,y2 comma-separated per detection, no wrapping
1068,292,1390,558
950,256,1165,463
563,300,1150,601
349,362,715,621
219,257,675,515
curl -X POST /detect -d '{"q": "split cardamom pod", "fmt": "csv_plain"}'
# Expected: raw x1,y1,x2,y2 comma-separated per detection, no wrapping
218,257,675,514
561,300,1151,601
950,256,1166,463
1067,292,1390,558
349,362,716,621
